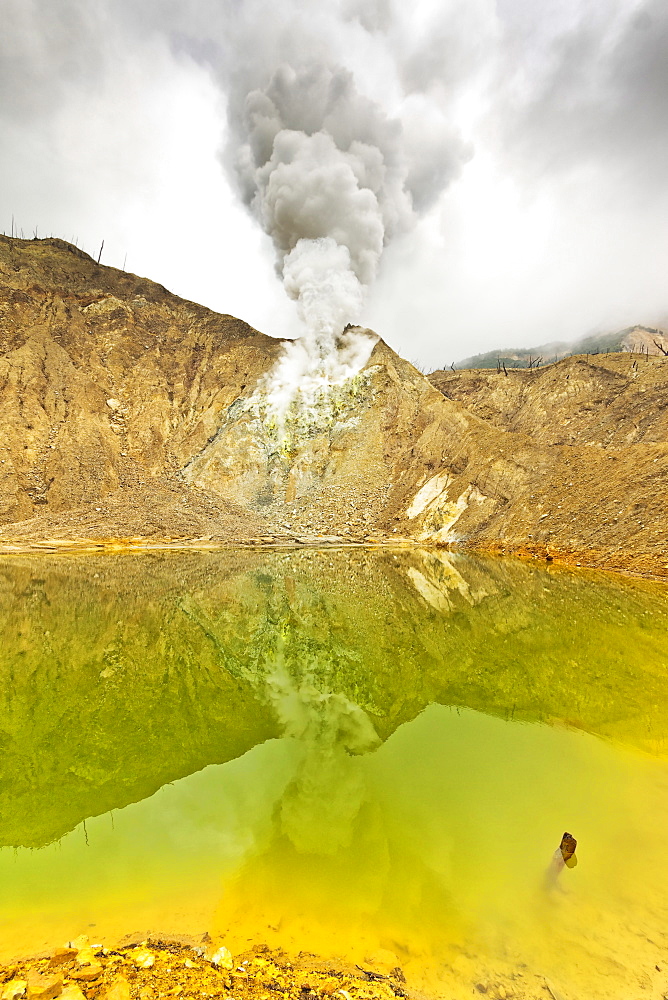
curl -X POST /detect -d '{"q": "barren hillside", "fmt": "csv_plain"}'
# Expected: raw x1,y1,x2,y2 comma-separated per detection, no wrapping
0,235,666,578
428,359,668,575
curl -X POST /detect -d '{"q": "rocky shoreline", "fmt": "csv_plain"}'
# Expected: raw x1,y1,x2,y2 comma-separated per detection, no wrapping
0,934,594,1000
0,535,665,584
1,938,411,1000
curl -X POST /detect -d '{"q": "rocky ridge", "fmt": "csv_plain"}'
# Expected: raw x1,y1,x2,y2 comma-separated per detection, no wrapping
455,323,668,369
0,236,666,578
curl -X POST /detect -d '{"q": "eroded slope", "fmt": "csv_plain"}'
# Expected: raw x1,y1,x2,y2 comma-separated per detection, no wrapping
0,235,278,535
427,357,668,575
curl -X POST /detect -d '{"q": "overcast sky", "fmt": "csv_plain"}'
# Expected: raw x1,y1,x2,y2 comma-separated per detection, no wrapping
2,0,667,367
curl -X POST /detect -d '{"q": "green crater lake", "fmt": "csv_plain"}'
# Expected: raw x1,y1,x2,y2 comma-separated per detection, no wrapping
1,549,667,999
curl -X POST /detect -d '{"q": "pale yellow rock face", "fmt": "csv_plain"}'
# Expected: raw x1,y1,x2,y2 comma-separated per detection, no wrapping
60,987,86,1000
2,982,27,1000
26,973,62,1000
0,235,667,578
101,980,129,1000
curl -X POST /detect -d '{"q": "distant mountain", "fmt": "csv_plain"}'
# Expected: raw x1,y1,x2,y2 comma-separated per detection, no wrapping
454,325,668,370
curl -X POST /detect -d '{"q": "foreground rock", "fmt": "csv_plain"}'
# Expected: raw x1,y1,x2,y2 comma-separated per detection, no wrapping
0,937,595,1000
0,236,666,578
1,941,411,1000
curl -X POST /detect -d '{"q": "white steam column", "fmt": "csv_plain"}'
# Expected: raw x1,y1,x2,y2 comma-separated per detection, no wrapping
222,57,466,419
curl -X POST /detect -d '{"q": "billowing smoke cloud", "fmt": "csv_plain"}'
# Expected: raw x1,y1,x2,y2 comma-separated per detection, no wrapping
231,63,414,281
219,37,470,414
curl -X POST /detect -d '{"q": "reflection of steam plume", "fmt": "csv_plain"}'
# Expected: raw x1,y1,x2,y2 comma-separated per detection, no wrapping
223,43,468,414
265,650,380,855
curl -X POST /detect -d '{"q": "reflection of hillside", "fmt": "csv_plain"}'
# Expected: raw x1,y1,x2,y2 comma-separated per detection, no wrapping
0,549,667,849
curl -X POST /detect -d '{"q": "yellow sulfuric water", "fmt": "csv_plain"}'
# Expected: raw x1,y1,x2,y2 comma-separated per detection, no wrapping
0,549,667,1000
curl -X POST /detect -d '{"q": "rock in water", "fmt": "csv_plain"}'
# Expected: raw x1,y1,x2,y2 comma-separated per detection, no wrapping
75,949,99,967
68,968,103,983
209,947,233,970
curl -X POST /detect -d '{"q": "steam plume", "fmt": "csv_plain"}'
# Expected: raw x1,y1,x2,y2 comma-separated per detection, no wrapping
220,42,468,415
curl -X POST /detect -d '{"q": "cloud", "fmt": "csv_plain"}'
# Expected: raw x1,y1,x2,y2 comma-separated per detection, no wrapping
0,0,106,122
497,0,668,187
